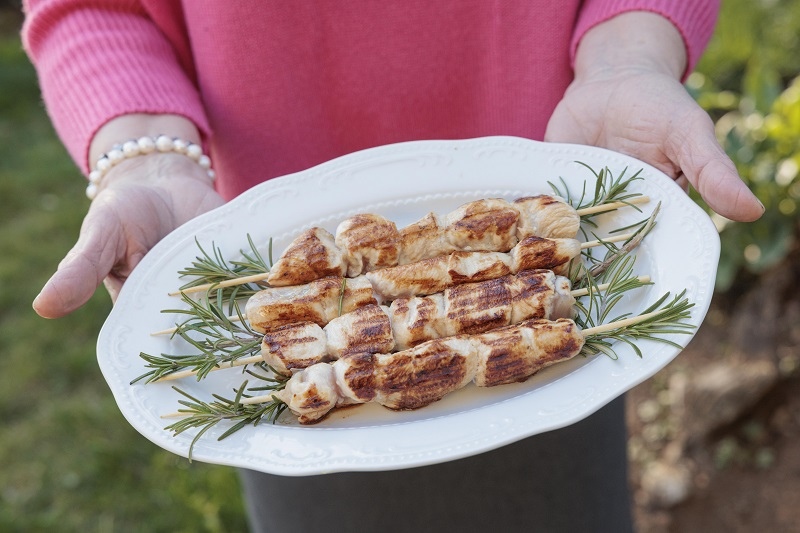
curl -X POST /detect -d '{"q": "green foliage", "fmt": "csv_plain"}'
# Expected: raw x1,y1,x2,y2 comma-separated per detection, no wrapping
690,0,800,290
0,14,247,532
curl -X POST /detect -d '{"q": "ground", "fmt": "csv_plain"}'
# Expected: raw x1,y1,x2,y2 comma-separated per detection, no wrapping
627,245,800,532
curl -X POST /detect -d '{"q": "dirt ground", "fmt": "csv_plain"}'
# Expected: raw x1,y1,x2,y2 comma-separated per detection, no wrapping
627,249,800,533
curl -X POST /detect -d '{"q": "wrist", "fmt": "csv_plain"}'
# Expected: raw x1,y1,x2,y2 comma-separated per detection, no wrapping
89,114,202,167
87,135,214,199
574,12,687,81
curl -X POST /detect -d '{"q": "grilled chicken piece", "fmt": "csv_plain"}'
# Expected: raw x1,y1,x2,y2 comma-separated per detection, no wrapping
281,318,585,423
246,275,376,333
397,212,450,264
444,198,520,252
507,269,575,324
513,195,580,240
336,213,402,277
509,236,581,272
331,337,477,411
472,318,584,387
387,293,451,350
267,228,346,287
372,336,478,410
261,305,394,375
323,304,395,359
365,236,580,301
261,322,327,375
388,270,574,350
276,363,339,424
366,251,512,300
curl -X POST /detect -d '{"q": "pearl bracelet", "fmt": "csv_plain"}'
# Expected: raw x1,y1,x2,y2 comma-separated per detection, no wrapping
86,135,215,199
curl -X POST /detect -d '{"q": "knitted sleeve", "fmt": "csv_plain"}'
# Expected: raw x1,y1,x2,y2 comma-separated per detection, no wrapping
570,0,719,77
22,0,210,174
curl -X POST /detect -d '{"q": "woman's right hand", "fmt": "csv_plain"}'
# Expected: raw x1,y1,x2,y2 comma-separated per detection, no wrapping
33,148,224,319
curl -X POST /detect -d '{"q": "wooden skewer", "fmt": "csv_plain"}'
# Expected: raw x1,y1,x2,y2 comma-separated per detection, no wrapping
575,195,650,216
580,307,667,336
151,275,651,383
580,233,635,250
169,272,270,297
569,275,650,297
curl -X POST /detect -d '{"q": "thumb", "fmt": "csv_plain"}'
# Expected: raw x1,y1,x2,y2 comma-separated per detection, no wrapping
33,218,122,319
670,112,764,222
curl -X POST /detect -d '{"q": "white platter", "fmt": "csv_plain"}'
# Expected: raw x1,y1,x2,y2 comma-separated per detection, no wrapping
97,136,719,476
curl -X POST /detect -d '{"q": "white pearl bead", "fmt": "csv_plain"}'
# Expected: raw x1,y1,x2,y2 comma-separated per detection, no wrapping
155,135,174,152
122,140,140,157
186,143,202,160
107,148,124,165
173,138,189,154
88,136,214,201
138,136,156,154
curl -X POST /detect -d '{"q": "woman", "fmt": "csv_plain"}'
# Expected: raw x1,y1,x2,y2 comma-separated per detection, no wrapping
23,2,761,531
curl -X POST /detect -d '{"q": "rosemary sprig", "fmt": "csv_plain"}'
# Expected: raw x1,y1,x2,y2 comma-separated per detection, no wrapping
572,202,661,286
549,163,645,231
575,253,695,359
165,381,287,461
131,290,262,384
177,235,272,299
580,290,695,359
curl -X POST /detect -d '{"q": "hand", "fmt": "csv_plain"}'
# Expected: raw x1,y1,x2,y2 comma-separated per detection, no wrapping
33,153,223,318
545,12,764,223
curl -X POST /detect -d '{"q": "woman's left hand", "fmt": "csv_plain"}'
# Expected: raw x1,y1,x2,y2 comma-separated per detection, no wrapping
545,12,764,223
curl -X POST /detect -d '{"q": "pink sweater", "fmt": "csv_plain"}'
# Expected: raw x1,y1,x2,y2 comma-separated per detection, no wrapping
23,1,717,200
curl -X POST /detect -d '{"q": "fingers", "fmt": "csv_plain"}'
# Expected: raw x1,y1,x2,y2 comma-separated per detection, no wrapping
32,211,122,319
33,246,115,318
668,111,764,222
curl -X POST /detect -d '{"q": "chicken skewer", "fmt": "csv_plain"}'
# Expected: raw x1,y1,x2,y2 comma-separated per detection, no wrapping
171,195,649,295
253,303,691,423
150,270,574,383
145,272,650,383
163,292,694,442
153,232,634,337
170,231,633,300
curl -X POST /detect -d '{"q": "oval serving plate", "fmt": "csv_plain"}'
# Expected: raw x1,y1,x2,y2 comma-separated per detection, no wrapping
96,136,719,476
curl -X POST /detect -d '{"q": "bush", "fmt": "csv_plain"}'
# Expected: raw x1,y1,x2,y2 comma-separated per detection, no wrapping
690,0,800,290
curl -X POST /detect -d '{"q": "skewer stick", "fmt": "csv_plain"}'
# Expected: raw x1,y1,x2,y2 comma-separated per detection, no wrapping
575,195,650,216
580,233,635,249
169,272,270,297
569,275,649,297
581,308,666,337
151,275,651,383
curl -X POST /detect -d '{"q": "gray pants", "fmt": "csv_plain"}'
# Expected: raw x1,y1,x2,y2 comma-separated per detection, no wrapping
240,396,632,533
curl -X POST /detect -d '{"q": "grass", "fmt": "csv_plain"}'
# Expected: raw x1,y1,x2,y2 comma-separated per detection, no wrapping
0,10,247,532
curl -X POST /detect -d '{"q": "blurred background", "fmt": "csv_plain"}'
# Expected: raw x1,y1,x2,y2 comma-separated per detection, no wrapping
1,1,798,531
